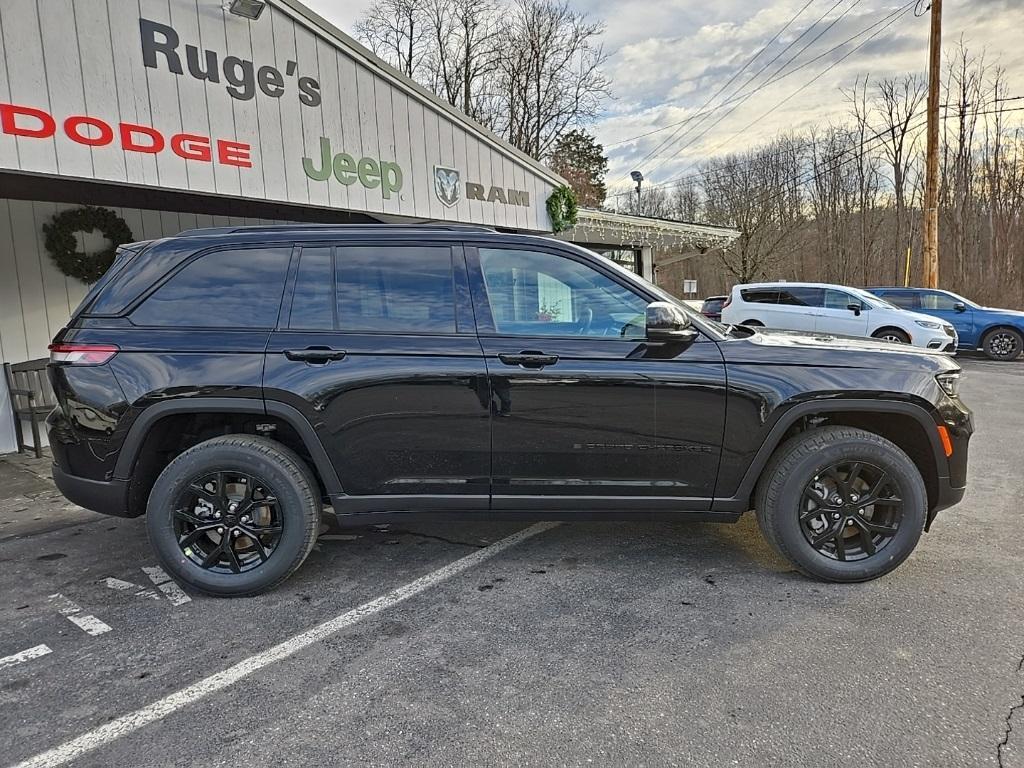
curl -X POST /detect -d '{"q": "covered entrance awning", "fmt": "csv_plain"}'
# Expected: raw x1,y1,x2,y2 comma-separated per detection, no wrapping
556,208,740,284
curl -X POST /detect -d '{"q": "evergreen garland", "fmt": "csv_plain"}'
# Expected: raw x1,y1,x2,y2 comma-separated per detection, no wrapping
43,206,134,283
546,185,579,232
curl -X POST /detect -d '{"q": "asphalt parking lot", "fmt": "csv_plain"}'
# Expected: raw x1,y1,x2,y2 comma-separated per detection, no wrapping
1,357,1023,768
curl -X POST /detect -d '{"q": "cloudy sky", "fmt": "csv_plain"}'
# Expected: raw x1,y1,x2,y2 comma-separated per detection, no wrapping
304,0,1024,199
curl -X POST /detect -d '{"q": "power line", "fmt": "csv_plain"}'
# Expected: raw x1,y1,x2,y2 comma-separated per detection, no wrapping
613,0,819,180
618,105,1024,219
644,0,916,188
605,102,1024,207
628,0,866,178
607,0,850,151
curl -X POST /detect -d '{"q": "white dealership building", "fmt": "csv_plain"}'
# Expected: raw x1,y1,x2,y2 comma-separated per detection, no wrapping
0,0,736,452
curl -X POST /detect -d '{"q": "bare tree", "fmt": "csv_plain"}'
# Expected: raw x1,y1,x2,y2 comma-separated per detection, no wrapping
355,0,427,79
421,0,500,119
873,73,926,283
700,138,804,283
492,0,610,158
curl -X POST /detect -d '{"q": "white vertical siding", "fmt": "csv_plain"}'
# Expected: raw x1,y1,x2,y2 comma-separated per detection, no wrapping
0,199,284,453
0,0,557,229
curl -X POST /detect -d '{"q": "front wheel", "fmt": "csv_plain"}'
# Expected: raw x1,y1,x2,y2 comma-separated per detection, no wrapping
755,427,927,582
872,328,911,344
982,327,1022,361
146,435,321,597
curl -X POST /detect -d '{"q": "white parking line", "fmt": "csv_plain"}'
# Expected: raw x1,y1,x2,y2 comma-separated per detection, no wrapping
103,578,160,601
12,521,557,768
48,594,112,637
142,566,192,606
0,644,52,671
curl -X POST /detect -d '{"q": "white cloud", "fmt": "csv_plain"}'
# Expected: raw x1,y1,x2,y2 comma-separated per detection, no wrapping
296,0,1024,197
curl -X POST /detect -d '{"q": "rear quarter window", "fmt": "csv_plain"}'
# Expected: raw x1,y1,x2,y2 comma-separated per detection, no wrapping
740,289,781,304
130,247,291,328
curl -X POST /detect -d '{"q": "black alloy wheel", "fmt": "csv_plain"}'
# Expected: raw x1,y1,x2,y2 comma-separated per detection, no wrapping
755,426,927,582
174,470,283,574
799,461,902,562
147,435,321,597
983,328,1022,361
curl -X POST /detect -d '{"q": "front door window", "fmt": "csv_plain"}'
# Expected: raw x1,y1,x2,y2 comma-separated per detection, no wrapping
478,248,648,339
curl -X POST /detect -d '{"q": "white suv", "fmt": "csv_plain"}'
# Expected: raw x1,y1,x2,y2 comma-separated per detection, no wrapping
720,282,958,352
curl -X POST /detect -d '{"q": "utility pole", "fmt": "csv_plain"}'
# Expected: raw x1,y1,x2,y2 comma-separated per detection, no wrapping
921,0,942,288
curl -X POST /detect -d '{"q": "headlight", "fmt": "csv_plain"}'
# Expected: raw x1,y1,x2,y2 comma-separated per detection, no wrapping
936,371,961,397
916,320,942,329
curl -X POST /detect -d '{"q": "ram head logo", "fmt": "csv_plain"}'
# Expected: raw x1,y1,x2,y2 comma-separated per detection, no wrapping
433,165,461,208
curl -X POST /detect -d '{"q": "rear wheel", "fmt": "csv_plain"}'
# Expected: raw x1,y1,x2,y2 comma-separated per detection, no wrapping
755,427,927,582
982,327,1022,361
146,435,321,597
871,328,910,344
741,319,764,327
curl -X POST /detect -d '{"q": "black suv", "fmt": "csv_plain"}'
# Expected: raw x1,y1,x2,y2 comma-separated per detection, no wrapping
47,225,972,596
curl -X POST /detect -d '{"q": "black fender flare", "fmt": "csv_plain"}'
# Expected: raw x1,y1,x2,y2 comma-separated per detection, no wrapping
112,397,343,495
712,398,946,513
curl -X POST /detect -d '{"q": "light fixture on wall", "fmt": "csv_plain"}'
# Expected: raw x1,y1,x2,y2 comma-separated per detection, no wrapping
223,0,266,20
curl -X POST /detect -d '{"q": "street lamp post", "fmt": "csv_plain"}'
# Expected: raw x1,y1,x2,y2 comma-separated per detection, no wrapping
630,170,644,213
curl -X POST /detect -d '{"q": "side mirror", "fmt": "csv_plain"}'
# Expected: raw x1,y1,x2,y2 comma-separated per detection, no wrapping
954,302,967,313
646,301,698,342
847,302,862,317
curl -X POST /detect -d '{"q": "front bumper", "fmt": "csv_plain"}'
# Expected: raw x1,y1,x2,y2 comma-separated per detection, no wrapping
917,325,958,353
52,462,134,518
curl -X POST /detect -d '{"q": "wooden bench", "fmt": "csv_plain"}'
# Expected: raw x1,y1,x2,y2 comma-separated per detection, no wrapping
4,357,55,458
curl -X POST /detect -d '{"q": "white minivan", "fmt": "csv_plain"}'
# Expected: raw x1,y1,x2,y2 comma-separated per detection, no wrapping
720,282,958,352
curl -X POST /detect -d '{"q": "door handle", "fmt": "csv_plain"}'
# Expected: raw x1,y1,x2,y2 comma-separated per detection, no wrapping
498,351,559,369
284,347,347,363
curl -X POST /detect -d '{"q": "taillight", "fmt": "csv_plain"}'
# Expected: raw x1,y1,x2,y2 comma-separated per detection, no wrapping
48,343,119,365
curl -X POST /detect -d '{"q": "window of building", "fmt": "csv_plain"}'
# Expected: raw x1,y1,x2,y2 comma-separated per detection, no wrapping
131,247,290,328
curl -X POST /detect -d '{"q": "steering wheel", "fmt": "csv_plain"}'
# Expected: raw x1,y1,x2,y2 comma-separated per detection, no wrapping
576,306,593,335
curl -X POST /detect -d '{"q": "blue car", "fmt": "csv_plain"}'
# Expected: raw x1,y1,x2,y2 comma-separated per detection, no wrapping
868,287,1024,361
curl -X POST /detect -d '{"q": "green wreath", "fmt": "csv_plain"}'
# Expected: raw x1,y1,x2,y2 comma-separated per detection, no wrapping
43,206,134,283
546,185,579,232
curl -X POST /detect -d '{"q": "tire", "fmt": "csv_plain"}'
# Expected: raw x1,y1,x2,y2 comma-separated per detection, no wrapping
741,319,764,327
981,327,1023,361
146,435,321,597
754,426,927,582
871,327,911,344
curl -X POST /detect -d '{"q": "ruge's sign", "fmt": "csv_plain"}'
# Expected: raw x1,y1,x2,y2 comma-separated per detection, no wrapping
0,0,554,229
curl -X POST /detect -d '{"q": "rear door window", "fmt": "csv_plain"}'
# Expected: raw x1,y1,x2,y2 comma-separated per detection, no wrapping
289,247,334,330
336,246,456,333
740,289,782,304
777,287,823,307
880,291,919,309
130,247,290,328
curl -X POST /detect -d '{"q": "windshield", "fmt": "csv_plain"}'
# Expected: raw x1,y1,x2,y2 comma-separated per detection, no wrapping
592,252,726,337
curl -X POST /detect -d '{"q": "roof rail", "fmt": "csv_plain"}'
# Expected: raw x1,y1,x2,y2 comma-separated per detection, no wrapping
174,223,497,237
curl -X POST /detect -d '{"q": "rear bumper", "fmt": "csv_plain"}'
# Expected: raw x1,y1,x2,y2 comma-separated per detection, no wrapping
52,462,134,518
